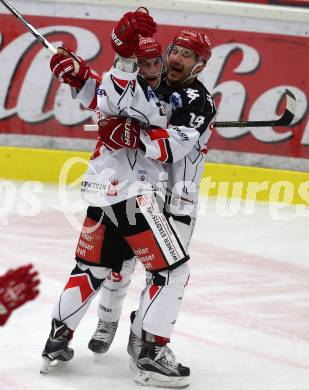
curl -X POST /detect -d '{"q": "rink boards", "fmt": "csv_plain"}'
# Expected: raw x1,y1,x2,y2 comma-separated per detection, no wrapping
0,146,308,206
0,0,308,172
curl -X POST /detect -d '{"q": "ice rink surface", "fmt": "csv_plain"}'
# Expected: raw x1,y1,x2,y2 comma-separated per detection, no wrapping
1,183,308,390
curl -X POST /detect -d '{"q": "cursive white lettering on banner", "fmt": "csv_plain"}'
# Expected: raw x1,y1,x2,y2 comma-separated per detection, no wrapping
250,86,307,142
213,81,248,138
200,43,308,144
200,43,260,91
201,43,260,139
17,46,55,122
0,26,101,125
301,120,309,146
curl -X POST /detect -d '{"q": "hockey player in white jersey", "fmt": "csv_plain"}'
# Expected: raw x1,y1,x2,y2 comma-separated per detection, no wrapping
87,32,216,388
41,9,166,373
40,10,209,384
87,36,164,355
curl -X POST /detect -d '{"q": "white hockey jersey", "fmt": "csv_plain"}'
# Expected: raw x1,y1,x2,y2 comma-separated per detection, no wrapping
77,63,201,207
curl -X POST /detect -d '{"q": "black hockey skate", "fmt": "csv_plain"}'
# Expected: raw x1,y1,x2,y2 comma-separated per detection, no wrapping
40,319,74,374
88,319,119,354
127,311,145,372
127,327,144,362
135,343,190,388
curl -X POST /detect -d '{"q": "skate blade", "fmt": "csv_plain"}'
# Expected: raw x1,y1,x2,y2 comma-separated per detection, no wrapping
134,368,190,389
40,357,58,374
92,352,105,363
129,357,138,374
88,344,109,355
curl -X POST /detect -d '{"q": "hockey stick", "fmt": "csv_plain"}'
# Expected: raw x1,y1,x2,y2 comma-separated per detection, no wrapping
212,89,296,128
0,0,81,97
0,0,57,54
1,0,295,130
83,88,296,131
0,0,149,57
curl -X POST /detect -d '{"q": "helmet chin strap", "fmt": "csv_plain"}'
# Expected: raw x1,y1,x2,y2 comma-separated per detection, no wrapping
183,61,204,84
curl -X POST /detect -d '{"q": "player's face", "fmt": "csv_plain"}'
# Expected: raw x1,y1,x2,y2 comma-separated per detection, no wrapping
138,57,162,89
166,45,199,85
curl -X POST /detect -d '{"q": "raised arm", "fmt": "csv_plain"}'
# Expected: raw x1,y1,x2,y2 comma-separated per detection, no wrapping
49,10,156,113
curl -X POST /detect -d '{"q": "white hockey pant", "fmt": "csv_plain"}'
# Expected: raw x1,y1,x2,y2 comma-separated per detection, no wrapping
131,262,190,339
131,218,194,339
97,257,137,322
51,262,112,331
95,218,194,337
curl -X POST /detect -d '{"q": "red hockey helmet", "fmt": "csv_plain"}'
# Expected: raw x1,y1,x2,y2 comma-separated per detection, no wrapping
171,30,212,62
135,36,162,59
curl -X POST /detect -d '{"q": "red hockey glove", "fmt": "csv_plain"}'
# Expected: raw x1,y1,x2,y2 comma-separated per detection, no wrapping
111,11,157,58
0,264,40,326
98,116,141,152
50,47,100,90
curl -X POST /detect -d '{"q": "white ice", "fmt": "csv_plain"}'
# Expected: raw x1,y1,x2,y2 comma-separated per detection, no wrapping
0,182,309,390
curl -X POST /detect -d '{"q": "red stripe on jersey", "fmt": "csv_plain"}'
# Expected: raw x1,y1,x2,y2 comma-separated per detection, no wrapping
131,80,136,91
147,127,169,141
88,97,97,110
157,139,168,163
64,274,94,303
111,75,130,89
149,285,160,300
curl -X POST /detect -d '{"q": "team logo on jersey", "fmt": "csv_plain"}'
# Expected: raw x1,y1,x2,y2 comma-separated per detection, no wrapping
97,88,106,96
137,194,152,207
95,109,105,121
138,169,148,182
170,92,183,110
147,87,156,101
107,179,119,196
185,88,200,104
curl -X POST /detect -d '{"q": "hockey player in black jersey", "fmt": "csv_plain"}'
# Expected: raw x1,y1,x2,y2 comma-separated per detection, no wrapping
89,31,216,388
126,30,215,389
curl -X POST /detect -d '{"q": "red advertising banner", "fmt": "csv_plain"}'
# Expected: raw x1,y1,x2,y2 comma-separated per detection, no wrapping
0,14,308,159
